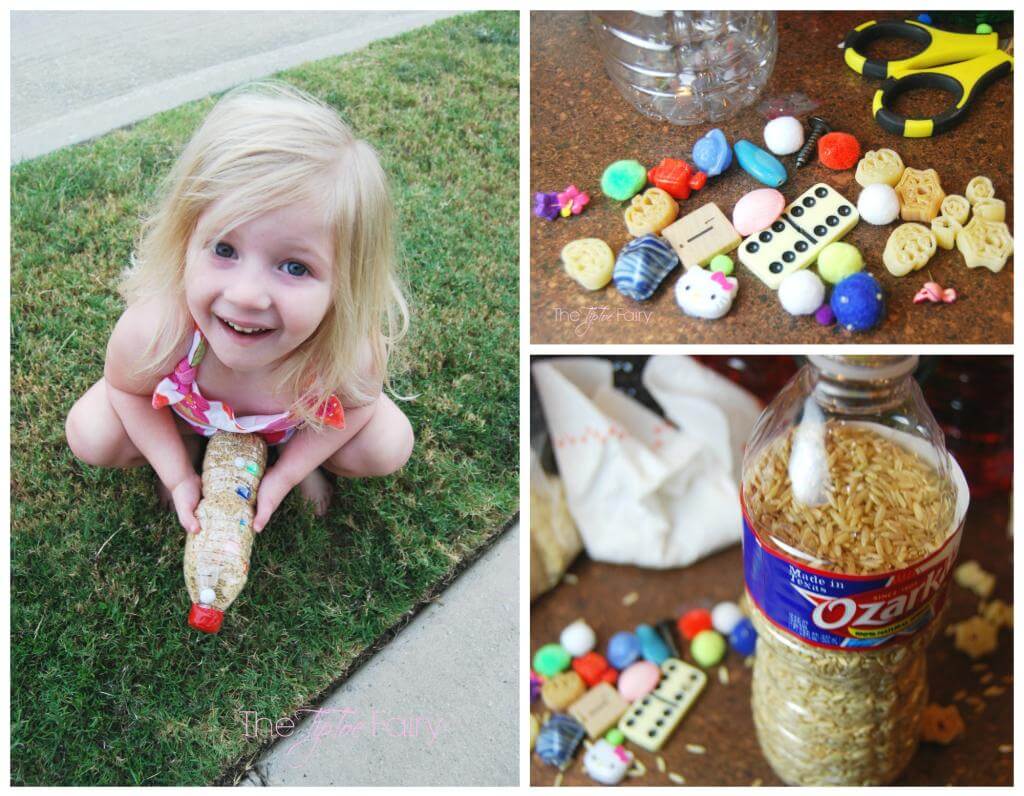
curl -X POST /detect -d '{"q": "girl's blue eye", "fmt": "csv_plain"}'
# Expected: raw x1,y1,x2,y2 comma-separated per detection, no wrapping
214,241,235,258
282,261,308,277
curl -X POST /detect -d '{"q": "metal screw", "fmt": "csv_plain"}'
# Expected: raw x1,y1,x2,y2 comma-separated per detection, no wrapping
796,116,831,169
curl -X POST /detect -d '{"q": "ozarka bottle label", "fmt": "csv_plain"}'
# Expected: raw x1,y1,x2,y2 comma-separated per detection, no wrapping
741,490,964,650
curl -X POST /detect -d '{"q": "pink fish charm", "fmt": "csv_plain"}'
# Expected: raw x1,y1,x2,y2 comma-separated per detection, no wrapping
913,281,957,304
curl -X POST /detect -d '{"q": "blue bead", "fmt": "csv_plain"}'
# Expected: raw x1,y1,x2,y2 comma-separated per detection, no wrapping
635,623,671,664
613,235,680,301
917,13,932,24
235,485,252,500
692,128,732,177
536,715,585,767
734,140,788,187
729,617,757,656
830,272,885,332
606,631,641,669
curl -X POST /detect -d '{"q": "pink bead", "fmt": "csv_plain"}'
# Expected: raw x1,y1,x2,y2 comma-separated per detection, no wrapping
732,188,785,236
617,661,661,701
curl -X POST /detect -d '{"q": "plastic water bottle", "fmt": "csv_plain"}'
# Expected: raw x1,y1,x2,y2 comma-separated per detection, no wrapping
184,432,267,633
590,11,778,125
740,356,968,785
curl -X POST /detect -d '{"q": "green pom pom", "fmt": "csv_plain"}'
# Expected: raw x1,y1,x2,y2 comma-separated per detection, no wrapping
601,160,647,201
691,629,726,668
817,241,864,285
605,728,625,746
976,23,993,34
532,643,570,677
709,254,734,275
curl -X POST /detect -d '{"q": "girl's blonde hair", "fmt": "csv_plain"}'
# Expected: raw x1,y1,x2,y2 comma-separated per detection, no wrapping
121,81,408,426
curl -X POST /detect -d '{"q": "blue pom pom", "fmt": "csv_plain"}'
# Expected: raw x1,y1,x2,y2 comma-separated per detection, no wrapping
729,618,757,656
830,272,884,332
917,13,932,24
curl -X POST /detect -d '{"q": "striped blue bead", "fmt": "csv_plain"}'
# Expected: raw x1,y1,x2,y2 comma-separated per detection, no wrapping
613,234,680,301
535,714,585,768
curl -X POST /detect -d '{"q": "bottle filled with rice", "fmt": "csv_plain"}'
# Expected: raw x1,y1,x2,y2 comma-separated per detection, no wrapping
741,356,969,785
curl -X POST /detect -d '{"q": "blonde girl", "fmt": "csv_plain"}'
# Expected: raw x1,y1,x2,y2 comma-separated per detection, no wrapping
65,81,414,533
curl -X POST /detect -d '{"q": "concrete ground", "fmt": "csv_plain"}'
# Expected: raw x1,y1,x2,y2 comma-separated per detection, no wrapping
11,11,458,162
12,11,520,785
239,524,519,787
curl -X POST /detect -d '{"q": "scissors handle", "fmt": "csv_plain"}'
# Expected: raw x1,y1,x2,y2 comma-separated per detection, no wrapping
872,50,1014,137
844,18,998,79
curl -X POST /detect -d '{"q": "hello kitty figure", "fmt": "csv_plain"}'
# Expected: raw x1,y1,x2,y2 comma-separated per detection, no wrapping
674,266,738,319
583,740,633,785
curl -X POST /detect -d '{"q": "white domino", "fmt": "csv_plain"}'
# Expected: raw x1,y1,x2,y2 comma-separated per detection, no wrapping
617,658,707,752
738,183,859,289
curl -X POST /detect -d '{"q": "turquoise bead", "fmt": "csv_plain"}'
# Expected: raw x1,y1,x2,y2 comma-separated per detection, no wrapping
636,623,671,664
734,140,787,188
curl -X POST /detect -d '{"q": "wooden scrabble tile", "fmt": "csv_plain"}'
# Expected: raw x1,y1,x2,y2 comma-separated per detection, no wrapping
660,202,741,270
568,682,630,739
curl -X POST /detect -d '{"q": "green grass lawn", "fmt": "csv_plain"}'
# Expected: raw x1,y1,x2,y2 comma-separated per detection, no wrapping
11,12,518,785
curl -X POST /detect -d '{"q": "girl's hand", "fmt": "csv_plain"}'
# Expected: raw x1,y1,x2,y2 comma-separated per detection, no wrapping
253,465,295,533
171,472,202,534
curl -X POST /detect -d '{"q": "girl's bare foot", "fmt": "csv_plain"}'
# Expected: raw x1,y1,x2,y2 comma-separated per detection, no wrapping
157,434,205,510
297,467,333,516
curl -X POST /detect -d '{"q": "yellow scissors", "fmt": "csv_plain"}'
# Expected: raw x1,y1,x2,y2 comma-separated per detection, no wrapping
842,18,1013,138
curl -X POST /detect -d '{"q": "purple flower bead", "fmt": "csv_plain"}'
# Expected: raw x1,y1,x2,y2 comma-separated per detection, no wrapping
533,191,561,221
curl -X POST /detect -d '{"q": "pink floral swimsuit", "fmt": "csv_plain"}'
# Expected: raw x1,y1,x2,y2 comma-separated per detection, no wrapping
151,325,345,445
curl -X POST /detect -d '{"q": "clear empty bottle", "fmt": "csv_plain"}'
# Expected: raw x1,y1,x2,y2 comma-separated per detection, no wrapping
589,11,778,125
740,356,969,785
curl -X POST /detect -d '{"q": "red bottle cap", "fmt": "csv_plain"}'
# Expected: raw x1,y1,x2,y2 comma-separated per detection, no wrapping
189,603,224,633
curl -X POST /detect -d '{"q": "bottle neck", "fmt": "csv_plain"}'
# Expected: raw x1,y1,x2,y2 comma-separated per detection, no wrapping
807,355,917,415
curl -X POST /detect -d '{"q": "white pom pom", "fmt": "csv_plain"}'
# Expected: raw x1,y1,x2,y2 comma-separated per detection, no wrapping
560,619,597,657
857,183,900,225
763,116,804,156
200,588,216,605
711,601,744,635
778,270,825,315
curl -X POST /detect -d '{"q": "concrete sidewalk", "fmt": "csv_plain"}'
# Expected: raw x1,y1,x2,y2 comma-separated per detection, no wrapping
12,11,520,785
11,11,458,162
239,524,519,787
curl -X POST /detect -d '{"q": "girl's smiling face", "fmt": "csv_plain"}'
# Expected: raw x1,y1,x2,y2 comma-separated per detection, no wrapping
185,201,335,373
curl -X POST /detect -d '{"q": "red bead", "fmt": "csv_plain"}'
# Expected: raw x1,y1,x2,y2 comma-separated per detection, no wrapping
677,609,713,640
647,158,705,200
817,132,861,171
573,651,612,687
